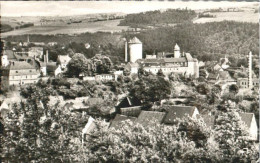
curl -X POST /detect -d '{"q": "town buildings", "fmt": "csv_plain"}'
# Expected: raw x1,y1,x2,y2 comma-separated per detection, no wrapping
1,61,40,88
124,37,199,78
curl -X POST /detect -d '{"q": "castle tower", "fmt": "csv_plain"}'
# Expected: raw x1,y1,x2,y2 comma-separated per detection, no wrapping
174,44,181,58
248,51,252,88
128,37,142,63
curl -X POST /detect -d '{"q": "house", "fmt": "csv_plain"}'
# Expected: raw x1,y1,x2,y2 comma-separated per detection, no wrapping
109,114,137,129
135,111,166,126
39,62,47,76
28,47,44,58
57,55,71,69
213,64,224,72
163,105,199,124
202,112,258,141
239,112,258,141
237,78,259,88
1,61,40,88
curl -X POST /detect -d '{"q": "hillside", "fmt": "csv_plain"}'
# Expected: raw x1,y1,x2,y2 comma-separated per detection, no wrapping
133,21,259,61
119,9,196,28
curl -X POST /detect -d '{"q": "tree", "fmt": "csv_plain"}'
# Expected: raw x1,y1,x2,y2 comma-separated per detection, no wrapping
156,69,165,77
229,84,239,94
2,87,87,162
129,75,171,107
66,53,90,77
214,102,259,162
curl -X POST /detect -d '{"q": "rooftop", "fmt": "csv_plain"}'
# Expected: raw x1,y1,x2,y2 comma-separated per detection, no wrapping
128,37,142,44
110,114,137,129
136,111,166,126
163,105,197,124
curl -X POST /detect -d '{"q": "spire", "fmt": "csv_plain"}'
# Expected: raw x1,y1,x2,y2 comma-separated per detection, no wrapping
174,44,180,51
248,51,252,88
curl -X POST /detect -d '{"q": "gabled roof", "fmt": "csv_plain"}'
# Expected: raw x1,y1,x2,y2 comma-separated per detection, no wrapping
128,37,142,44
163,105,197,124
239,112,254,128
136,111,166,126
110,114,137,129
208,73,219,80
46,62,58,72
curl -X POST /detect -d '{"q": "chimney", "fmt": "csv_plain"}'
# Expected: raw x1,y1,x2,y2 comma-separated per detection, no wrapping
46,50,49,63
44,55,46,63
125,41,128,62
248,51,252,88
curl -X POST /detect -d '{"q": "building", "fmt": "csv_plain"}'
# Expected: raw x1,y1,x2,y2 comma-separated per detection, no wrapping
28,47,44,58
46,62,62,77
125,37,143,63
136,44,199,78
136,111,166,126
239,112,258,141
163,105,199,124
1,61,40,88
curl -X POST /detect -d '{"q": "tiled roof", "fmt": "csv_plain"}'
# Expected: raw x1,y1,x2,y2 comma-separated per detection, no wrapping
14,53,30,60
128,37,142,44
46,62,58,71
136,111,166,126
239,112,254,128
110,114,137,129
163,57,187,63
163,105,197,124
9,61,36,70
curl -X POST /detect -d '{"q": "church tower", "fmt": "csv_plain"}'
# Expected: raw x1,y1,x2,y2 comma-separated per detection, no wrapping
248,51,252,88
174,44,181,58
128,37,143,63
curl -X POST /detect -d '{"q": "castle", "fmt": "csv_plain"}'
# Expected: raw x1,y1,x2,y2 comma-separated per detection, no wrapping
124,37,199,78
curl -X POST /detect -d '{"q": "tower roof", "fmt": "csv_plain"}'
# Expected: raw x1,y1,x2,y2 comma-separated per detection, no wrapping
174,44,180,51
129,37,142,44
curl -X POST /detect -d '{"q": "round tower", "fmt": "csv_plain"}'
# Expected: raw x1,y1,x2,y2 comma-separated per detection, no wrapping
129,37,142,63
174,44,181,58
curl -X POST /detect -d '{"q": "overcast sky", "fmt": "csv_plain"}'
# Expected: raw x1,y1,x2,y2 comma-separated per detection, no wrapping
1,1,257,17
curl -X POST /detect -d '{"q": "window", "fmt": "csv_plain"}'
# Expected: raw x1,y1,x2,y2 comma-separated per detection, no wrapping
26,76,27,79
16,71,18,73
30,70,32,72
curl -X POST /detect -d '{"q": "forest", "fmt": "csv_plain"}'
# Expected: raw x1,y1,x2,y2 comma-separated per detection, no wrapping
4,21,259,65
119,9,197,27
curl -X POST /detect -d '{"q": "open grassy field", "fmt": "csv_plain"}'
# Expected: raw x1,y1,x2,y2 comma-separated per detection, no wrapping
1,19,128,38
193,11,258,24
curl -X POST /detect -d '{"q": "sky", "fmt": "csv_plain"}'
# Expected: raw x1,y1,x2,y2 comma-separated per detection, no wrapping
0,1,258,17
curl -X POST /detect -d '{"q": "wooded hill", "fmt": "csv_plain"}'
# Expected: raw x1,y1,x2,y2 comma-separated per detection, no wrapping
132,21,259,61
119,9,197,27
4,21,259,64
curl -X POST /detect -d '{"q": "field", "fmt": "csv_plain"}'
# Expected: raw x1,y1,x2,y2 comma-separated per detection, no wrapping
1,19,128,38
193,11,258,24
